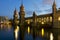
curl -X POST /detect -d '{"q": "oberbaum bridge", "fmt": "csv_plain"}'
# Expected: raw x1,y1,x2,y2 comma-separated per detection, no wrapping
13,0,60,40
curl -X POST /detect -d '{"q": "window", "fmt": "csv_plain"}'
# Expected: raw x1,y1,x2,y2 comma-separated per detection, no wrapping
50,16,52,22
41,22,44,24
44,17,46,22
28,20,30,24
58,17,60,21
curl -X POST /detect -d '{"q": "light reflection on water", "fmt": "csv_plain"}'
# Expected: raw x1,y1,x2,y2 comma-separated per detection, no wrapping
41,28,44,37
14,26,19,40
0,25,60,40
50,33,53,40
28,26,30,34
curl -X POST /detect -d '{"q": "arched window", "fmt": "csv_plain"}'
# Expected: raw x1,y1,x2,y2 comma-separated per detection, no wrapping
58,17,60,21
50,16,52,22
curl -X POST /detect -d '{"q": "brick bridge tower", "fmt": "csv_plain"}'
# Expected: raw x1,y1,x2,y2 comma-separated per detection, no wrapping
13,8,18,29
52,0,57,28
19,2,25,40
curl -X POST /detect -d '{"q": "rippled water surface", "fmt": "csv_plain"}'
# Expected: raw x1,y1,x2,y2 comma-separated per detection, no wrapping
0,26,60,40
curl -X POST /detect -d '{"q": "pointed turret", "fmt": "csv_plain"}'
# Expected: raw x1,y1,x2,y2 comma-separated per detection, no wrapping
20,4,24,12
33,11,37,27
53,0,56,6
14,8,18,18
52,0,57,14
13,8,18,28
14,8,18,15
33,11,36,17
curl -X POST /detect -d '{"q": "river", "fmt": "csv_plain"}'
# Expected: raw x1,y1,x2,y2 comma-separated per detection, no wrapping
0,25,60,40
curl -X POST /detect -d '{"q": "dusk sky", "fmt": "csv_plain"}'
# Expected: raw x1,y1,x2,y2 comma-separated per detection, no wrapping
0,0,60,19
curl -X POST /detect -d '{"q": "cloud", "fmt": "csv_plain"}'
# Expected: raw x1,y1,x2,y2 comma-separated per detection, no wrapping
25,11,33,15
43,0,53,5
44,8,52,12
25,10,33,17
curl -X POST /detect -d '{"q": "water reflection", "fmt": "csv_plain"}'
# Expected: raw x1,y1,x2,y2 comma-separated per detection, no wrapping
0,24,12,31
0,26,14,40
50,33,53,40
14,26,19,40
0,25,3,29
28,26,30,34
0,25,60,40
41,28,44,37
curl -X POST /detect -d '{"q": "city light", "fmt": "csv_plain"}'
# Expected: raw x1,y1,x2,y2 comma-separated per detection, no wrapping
41,22,44,24
50,33,54,40
14,26,19,40
28,20,30,24
41,28,44,37
58,17,60,21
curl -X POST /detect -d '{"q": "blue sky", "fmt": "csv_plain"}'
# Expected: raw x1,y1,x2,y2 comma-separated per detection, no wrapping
0,0,60,19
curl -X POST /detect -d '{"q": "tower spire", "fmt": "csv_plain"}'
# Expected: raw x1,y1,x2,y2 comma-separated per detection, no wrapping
52,0,57,13
21,0,23,5
53,0,56,6
14,8,18,15
20,0,24,12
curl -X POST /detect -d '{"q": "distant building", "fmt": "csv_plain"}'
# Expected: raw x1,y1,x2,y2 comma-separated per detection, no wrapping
13,1,60,28
0,16,8,22
0,16,10,26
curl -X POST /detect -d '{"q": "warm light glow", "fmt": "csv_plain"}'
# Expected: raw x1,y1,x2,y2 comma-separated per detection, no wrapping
50,17,52,22
39,21,41,22
28,21,30,24
42,22,44,24
14,26,19,40
44,17,46,22
28,26,30,34
27,20,30,24
41,28,44,37
50,33,54,40
58,17,60,21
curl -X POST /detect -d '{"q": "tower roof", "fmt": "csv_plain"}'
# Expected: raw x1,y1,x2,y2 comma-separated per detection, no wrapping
33,11,36,16
20,0,25,11
53,0,56,6
33,11,35,14
20,4,24,11
14,8,18,15
20,4,24,8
